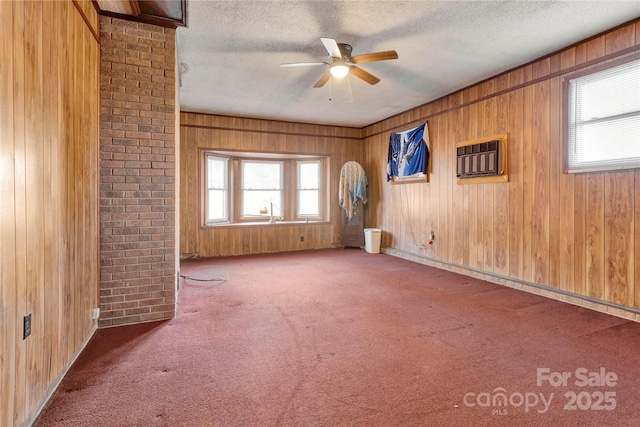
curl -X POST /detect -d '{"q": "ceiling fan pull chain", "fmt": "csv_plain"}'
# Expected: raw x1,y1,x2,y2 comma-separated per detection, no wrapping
345,74,354,104
329,75,333,102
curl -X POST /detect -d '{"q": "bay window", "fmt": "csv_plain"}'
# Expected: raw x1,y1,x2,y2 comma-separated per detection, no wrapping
203,151,327,225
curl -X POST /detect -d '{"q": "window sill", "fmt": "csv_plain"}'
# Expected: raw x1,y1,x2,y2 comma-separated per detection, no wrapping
202,220,330,229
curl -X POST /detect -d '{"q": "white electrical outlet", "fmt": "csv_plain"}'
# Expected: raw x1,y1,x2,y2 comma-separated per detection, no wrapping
91,308,100,320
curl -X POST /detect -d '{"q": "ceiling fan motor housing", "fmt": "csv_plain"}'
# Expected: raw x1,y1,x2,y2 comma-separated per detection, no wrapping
337,43,353,61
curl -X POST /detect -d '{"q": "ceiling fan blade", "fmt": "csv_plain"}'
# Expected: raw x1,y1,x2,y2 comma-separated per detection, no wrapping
350,66,380,85
280,62,327,68
352,50,398,64
313,70,331,88
320,37,342,58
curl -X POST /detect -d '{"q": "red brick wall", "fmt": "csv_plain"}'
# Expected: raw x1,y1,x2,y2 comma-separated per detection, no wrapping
99,16,177,326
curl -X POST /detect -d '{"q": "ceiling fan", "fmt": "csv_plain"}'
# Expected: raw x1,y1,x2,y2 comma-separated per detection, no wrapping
280,38,398,88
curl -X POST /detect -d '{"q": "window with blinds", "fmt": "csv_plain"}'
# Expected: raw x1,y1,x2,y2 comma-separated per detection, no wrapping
565,56,640,173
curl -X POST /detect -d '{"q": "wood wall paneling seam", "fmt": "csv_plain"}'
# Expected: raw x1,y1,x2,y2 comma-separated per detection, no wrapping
180,123,363,141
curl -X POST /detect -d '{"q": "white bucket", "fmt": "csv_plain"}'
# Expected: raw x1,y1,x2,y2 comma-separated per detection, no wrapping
364,228,382,254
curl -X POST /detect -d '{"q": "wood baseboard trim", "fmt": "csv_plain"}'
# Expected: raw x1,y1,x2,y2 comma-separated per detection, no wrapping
382,247,640,324
23,323,99,427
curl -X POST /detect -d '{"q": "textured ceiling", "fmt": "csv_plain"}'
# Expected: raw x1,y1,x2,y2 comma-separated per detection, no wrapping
177,1,640,127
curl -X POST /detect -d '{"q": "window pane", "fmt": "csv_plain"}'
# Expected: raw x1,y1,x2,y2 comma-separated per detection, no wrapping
242,161,282,218
243,162,281,190
297,161,320,217
299,162,319,189
207,189,226,220
206,155,227,222
243,190,281,217
576,115,640,163
578,61,640,121
207,157,226,189
298,190,319,216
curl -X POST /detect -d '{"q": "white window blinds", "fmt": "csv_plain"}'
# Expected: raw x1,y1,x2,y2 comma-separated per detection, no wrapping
567,57,640,172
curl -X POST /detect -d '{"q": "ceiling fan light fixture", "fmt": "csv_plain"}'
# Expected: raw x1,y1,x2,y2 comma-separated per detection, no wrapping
286,38,398,88
330,64,349,79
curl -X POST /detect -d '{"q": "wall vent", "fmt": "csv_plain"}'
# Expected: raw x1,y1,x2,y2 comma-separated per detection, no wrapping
456,139,502,178
455,134,508,184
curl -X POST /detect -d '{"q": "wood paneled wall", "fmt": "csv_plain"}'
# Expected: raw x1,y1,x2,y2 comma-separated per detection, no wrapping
363,20,640,315
0,1,100,425
180,113,364,257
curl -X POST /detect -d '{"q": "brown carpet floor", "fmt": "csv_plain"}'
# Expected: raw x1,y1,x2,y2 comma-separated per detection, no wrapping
35,248,640,426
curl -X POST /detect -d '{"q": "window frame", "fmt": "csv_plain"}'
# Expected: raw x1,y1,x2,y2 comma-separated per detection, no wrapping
202,150,328,226
296,159,323,220
203,153,230,224
239,159,284,221
563,53,640,173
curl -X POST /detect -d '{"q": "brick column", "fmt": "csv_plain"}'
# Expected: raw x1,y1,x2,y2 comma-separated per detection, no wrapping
99,16,177,326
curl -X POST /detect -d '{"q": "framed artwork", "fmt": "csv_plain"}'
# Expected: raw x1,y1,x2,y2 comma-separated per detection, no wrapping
387,122,430,184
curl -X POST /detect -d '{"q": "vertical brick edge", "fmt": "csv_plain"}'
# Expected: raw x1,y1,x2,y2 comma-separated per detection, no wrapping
99,16,177,327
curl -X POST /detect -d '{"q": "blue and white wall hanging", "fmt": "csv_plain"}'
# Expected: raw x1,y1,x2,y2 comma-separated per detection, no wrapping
386,122,430,183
